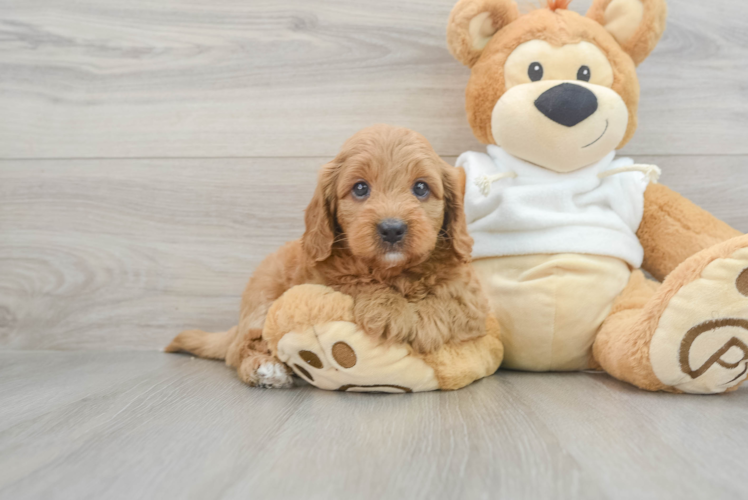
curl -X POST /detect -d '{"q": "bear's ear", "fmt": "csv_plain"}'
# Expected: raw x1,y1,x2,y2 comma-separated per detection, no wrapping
447,0,520,67
587,0,667,66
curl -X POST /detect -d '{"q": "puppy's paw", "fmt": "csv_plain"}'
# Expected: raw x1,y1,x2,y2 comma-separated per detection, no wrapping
255,362,294,389
238,356,294,389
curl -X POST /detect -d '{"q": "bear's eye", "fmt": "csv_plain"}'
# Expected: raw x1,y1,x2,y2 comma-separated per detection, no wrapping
412,181,430,199
577,65,591,82
352,181,370,199
528,62,544,82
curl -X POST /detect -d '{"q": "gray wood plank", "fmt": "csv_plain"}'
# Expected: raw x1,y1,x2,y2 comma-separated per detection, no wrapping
1,155,746,351
1,0,746,159
0,351,744,500
0,157,318,350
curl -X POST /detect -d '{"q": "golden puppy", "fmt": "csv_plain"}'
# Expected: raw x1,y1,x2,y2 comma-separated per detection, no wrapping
166,125,489,388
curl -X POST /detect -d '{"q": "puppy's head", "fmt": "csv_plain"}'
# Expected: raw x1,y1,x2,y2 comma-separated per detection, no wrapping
302,125,472,270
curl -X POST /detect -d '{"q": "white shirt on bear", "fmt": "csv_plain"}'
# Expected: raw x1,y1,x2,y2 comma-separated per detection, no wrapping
457,145,651,268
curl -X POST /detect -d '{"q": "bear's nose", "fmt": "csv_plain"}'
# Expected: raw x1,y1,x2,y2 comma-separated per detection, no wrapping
534,83,598,127
377,219,407,244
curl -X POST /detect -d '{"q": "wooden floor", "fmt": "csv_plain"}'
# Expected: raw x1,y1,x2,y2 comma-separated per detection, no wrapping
1,0,747,498
0,351,747,500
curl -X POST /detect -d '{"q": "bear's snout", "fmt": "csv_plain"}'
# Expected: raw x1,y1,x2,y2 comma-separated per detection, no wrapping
534,83,598,127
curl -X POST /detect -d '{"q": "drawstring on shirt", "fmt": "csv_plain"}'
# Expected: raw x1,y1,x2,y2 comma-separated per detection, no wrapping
474,172,518,196
598,164,661,184
474,164,661,197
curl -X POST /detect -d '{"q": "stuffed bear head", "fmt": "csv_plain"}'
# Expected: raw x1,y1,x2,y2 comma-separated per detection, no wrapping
447,0,667,172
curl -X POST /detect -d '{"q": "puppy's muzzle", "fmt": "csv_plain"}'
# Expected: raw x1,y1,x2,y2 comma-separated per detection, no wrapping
378,219,408,245
535,83,598,127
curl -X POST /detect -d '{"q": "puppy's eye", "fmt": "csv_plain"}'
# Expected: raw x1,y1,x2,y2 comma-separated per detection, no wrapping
577,65,591,82
352,181,370,199
412,181,430,199
528,62,543,82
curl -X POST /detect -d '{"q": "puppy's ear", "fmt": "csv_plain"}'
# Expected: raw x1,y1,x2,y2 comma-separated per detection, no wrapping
587,0,667,66
441,164,473,263
302,162,338,262
447,0,520,67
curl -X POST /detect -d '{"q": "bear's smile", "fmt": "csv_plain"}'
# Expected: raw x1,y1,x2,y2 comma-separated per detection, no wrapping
583,119,609,149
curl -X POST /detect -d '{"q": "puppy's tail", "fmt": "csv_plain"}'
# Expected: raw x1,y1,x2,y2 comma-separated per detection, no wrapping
164,326,237,360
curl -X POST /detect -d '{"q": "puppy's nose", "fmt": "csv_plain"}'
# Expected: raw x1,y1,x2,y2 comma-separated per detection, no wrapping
534,83,598,127
378,219,408,244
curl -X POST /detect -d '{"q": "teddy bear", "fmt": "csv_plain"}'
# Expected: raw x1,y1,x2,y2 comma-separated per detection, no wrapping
446,0,748,394
186,0,747,395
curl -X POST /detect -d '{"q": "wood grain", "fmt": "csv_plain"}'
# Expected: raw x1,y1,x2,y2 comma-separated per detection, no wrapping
0,351,745,500
1,155,746,351
0,157,318,350
0,0,746,159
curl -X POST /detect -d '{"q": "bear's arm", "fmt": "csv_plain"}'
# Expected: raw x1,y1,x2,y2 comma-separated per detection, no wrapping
637,183,742,281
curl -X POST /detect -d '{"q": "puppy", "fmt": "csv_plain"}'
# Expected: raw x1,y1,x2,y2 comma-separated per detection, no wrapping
166,125,490,388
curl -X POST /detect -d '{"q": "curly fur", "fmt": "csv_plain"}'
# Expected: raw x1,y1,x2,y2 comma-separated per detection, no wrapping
166,125,490,386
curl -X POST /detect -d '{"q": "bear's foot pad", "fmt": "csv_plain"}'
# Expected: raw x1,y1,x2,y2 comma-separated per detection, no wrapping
276,321,440,393
651,247,748,394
